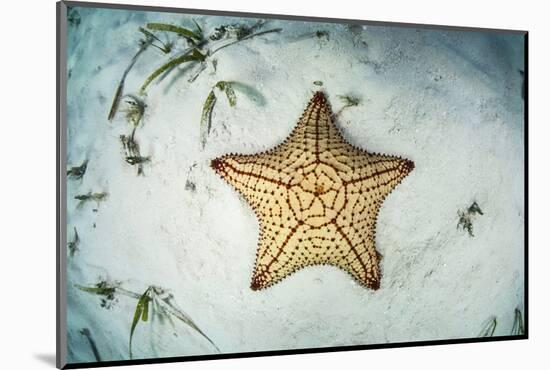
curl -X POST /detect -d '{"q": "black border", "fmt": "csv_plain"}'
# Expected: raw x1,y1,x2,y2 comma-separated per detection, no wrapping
56,1,529,369
63,335,525,369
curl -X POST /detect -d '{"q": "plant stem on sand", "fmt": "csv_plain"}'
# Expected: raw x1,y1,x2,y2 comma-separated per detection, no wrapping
76,281,220,358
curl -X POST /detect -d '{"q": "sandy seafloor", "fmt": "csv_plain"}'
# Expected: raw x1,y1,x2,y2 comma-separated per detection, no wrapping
64,5,525,364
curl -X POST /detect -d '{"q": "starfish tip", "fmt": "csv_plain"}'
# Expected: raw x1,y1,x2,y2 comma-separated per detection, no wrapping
403,158,415,174
250,276,264,291
312,90,327,103
211,157,224,171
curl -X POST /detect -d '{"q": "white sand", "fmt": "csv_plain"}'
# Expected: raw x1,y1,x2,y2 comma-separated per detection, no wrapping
65,6,525,363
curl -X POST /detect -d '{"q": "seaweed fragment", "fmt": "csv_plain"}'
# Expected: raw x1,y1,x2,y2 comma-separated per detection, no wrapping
337,94,360,115
200,91,217,149
338,95,360,109
511,308,524,335
76,280,220,358
290,30,330,44
67,226,79,257
110,18,281,115
457,201,484,237
315,30,330,41
347,24,369,47
129,288,152,359
124,19,280,97
75,192,108,208
80,328,102,362
210,27,282,56
457,214,473,236
75,280,119,309
106,19,281,162
468,201,484,216
108,35,152,120
67,159,88,180
478,316,497,337
120,133,150,175
210,20,264,41
67,8,81,28
138,27,173,54
192,19,203,36
121,95,146,127
139,48,206,94
185,180,196,192
154,287,219,352
200,81,237,148
218,81,237,106
125,156,150,166
127,286,221,358
109,21,202,117
187,61,208,83
185,164,198,192
146,22,202,43
108,83,125,121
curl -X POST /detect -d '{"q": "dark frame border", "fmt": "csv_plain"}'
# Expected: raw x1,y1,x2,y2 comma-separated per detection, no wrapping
57,2,68,368
56,1,529,369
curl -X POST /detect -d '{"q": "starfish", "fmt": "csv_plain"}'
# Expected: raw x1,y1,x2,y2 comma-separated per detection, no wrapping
211,91,414,290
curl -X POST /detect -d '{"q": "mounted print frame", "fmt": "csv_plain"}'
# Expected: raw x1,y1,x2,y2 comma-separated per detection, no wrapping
57,1,528,368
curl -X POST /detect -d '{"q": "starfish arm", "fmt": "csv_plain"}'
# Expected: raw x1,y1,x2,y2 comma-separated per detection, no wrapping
250,223,300,290
340,238,381,289
333,213,382,289
250,223,349,290
251,220,382,290
269,92,341,161
350,154,414,201
211,153,288,208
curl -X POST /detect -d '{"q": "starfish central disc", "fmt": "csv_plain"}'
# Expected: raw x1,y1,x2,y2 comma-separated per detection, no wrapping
211,91,414,291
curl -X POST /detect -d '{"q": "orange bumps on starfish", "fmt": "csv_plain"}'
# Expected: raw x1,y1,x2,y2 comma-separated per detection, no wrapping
211,91,414,291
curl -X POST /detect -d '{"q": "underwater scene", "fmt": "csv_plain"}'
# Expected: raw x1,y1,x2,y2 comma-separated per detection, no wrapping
64,4,525,365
